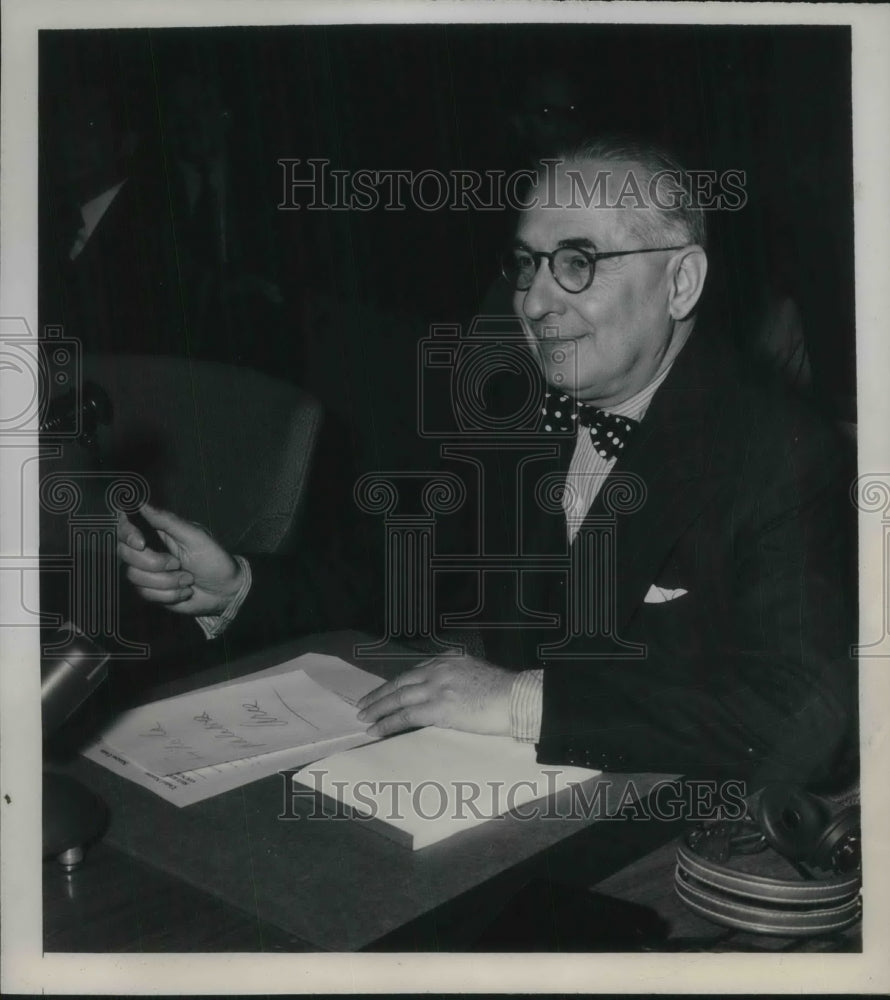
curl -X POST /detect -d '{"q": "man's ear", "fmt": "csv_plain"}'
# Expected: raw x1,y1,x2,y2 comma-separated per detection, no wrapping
667,246,708,321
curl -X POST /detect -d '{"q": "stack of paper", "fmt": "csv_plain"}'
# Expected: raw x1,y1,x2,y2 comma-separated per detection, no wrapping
83,654,382,806
293,727,601,850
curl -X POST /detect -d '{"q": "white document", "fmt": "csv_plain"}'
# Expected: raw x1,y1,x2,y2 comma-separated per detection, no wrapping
174,653,383,705
89,653,384,783
293,727,601,850
82,730,372,807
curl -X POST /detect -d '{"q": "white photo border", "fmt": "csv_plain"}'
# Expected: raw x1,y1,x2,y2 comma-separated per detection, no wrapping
2,0,888,993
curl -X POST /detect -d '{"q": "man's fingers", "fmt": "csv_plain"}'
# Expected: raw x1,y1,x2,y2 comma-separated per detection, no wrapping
118,541,181,572
117,512,145,551
136,584,195,605
357,680,430,725
140,502,207,545
366,704,436,739
126,566,194,591
356,673,424,714
355,679,410,715
355,655,449,713
117,511,181,570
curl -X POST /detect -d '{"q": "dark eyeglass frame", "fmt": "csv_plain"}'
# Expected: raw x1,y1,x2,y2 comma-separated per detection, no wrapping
502,244,688,294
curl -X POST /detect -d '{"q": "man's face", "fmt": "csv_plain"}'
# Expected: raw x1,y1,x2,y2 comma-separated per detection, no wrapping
513,160,683,407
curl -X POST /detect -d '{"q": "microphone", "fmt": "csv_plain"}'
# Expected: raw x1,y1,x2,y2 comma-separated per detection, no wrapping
41,625,111,870
41,625,110,735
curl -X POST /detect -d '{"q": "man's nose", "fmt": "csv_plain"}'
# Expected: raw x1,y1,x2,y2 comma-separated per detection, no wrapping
519,260,566,321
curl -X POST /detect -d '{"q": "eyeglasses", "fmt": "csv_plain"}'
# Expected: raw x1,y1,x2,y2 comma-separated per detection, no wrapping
501,244,688,294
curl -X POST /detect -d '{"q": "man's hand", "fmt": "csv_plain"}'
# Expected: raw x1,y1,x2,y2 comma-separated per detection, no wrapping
356,653,515,738
117,502,244,617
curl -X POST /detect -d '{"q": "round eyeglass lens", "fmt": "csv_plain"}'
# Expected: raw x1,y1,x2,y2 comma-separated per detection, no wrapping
552,247,593,292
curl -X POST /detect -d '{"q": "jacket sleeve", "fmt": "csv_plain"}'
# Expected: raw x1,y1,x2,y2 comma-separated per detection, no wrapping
535,424,857,785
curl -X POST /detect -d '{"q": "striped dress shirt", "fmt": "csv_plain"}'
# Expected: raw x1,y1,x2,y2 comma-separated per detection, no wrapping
202,364,674,744
509,362,674,742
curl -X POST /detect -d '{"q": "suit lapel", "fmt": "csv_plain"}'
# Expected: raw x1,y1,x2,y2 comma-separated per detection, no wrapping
70,180,130,268
574,327,740,636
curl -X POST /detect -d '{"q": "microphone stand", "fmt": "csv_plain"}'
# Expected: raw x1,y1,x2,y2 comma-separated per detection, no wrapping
42,628,110,870
41,382,114,870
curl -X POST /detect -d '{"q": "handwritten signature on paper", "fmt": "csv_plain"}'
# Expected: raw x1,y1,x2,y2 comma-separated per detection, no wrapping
129,684,331,767
192,710,269,751
240,699,289,727
139,722,206,761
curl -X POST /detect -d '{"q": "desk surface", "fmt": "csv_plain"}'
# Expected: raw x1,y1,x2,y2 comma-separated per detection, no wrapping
46,631,678,952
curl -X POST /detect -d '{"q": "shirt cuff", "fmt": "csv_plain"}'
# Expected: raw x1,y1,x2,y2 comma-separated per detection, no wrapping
510,669,544,743
196,555,252,640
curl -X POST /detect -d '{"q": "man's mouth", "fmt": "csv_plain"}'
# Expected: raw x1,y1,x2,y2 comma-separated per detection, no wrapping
533,328,586,345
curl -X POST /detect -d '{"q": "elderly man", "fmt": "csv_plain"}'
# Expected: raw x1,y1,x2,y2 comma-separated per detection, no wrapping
118,136,855,786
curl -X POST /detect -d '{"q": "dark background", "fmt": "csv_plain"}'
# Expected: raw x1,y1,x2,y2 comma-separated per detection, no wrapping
39,23,855,465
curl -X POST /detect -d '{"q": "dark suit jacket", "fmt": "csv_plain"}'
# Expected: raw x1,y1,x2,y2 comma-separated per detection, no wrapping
39,166,290,371
232,325,857,786
481,327,855,785
39,172,192,358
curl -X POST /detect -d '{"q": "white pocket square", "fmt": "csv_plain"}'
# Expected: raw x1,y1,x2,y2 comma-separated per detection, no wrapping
644,585,688,604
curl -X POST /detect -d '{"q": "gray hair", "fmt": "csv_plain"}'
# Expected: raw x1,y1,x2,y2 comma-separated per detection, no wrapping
553,134,708,250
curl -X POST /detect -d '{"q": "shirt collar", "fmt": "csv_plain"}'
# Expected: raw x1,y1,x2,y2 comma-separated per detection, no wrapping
80,179,127,236
598,361,674,423
70,179,127,261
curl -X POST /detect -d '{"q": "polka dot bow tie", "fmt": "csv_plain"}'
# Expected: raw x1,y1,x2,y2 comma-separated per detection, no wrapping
541,391,639,461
